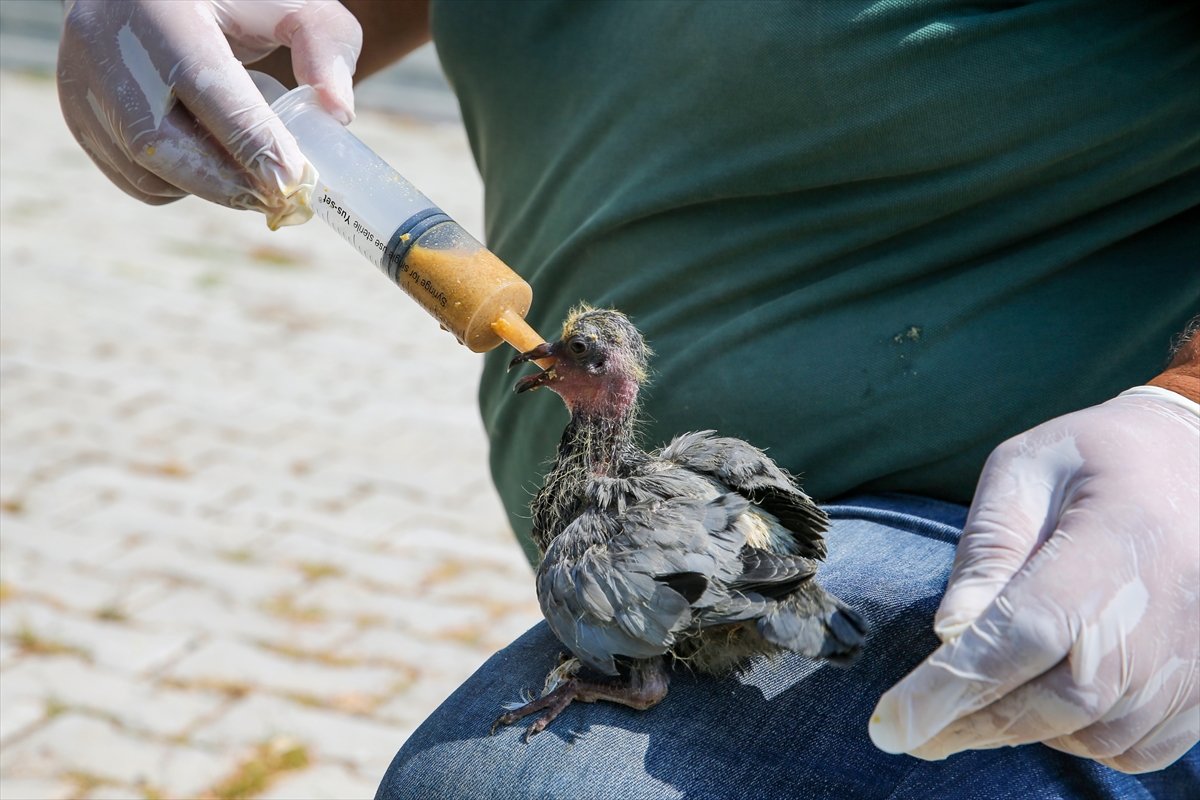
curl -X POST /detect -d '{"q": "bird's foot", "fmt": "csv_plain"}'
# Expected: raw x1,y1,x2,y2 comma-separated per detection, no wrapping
491,656,669,742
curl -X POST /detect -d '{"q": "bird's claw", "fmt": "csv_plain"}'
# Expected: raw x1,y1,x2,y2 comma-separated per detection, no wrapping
490,709,547,741
490,681,578,740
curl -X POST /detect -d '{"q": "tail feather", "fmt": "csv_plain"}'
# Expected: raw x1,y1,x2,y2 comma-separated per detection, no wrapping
757,581,867,666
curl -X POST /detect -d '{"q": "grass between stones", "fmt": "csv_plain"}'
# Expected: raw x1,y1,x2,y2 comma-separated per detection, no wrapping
95,603,128,622
12,625,91,661
206,736,310,800
295,561,343,582
261,593,326,623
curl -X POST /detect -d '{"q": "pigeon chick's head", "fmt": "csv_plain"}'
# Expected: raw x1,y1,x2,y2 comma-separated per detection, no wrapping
509,306,650,417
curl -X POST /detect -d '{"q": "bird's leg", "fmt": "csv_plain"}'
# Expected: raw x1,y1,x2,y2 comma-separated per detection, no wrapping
491,656,669,741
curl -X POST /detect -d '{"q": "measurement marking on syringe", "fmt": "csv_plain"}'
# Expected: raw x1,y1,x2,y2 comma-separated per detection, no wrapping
319,192,350,224
318,190,386,262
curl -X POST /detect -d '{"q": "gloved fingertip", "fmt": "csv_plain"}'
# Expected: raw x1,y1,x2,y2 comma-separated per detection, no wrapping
324,56,356,125
295,50,356,126
868,691,912,754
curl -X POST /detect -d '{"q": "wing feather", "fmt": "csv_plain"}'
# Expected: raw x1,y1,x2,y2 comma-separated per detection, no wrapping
658,431,828,559
535,491,755,675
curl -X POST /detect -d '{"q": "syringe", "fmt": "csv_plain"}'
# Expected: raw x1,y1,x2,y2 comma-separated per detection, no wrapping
249,71,550,366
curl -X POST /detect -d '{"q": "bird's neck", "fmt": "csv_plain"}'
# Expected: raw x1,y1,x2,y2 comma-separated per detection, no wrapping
530,405,641,554
558,406,640,479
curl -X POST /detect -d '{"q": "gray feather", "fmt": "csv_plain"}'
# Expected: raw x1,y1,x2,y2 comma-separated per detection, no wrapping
658,431,828,559
757,580,867,665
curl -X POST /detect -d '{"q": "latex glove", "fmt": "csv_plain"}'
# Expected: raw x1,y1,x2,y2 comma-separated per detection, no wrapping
870,389,1200,773
57,0,361,228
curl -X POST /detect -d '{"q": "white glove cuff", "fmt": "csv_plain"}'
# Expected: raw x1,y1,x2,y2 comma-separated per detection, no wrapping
1118,385,1200,417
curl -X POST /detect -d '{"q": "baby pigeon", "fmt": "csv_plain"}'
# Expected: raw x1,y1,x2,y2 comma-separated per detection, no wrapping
494,306,867,740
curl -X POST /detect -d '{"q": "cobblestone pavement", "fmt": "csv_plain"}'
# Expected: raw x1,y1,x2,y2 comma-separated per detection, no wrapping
0,70,543,799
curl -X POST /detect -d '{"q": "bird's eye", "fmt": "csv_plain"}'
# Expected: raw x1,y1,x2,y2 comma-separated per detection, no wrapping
567,338,588,356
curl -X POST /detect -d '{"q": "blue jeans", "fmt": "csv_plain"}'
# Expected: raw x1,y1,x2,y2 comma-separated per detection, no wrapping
377,495,1199,799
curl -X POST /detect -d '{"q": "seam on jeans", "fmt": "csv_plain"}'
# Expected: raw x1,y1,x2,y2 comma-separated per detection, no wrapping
882,759,935,800
823,505,962,545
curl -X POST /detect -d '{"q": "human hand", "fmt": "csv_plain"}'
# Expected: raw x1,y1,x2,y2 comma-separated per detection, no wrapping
869,390,1200,773
57,0,362,228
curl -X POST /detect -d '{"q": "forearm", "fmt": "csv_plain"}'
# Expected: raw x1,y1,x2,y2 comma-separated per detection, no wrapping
1147,316,1200,404
254,0,431,88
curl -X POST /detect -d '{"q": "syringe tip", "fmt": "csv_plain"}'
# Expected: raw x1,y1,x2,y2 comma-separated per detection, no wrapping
492,309,555,370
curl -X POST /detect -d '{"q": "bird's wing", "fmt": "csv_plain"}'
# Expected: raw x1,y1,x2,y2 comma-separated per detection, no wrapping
536,493,751,676
730,549,819,598
657,430,828,559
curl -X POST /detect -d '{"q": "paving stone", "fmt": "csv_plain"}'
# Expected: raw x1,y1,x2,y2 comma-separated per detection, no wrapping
192,694,405,774
110,576,178,615
258,762,381,799
168,639,402,704
0,696,42,745
0,548,32,585
0,517,128,569
62,503,214,544
156,745,241,799
1,657,224,738
0,600,194,673
255,530,425,589
0,778,75,800
297,581,492,639
104,543,302,602
422,566,541,610
42,467,208,519
184,463,281,504
0,638,18,668
339,626,487,676
134,586,355,652
86,787,143,800
0,557,119,614
13,481,128,531
0,715,234,798
390,526,533,567
335,493,429,536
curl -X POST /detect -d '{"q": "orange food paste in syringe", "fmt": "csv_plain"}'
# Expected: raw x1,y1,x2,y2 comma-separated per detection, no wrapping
251,70,553,370
400,233,553,367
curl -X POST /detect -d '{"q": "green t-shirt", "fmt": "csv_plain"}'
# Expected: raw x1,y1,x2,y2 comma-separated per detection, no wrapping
430,0,1200,565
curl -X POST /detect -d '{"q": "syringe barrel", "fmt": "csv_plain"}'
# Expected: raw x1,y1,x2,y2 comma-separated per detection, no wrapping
265,81,531,353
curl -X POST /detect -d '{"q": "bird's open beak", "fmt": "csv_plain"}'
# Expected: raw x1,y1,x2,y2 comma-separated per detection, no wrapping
509,341,558,394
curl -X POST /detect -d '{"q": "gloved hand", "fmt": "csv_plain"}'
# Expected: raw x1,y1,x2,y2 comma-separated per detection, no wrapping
57,0,362,228
870,389,1200,774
